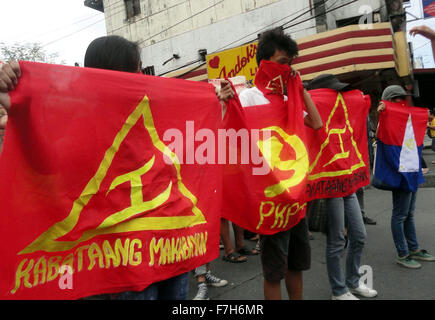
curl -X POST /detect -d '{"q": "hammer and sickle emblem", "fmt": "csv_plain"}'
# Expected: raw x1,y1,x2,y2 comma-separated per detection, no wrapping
257,126,308,198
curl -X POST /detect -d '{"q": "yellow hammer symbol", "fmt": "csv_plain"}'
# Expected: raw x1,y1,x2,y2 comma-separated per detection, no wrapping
258,126,308,198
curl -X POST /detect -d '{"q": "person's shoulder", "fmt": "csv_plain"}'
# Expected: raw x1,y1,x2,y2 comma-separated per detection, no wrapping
239,87,268,107
239,87,262,98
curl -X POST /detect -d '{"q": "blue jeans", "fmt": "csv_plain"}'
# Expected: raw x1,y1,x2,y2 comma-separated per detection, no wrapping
325,194,367,296
391,190,419,257
114,272,189,300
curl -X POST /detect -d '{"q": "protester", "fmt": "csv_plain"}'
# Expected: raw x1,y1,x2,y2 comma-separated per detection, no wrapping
0,61,20,154
192,263,228,300
237,28,322,300
221,218,260,263
0,35,235,300
309,73,377,300
84,35,143,73
85,36,191,300
429,109,435,155
422,157,429,174
377,85,435,269
243,230,261,252
427,109,435,155
356,187,377,225
422,109,431,174
244,229,259,241
367,115,376,169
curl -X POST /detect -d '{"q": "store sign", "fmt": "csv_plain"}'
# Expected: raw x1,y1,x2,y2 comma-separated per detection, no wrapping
206,42,258,86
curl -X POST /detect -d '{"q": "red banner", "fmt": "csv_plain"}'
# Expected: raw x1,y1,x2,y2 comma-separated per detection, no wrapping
378,101,428,147
305,89,371,200
221,69,309,235
0,62,222,299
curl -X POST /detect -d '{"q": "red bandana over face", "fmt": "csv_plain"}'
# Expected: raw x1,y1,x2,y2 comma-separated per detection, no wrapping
254,60,291,99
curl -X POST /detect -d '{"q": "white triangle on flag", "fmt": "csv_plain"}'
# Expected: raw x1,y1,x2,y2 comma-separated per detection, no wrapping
399,114,419,173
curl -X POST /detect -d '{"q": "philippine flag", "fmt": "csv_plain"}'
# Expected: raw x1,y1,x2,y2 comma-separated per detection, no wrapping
373,101,428,192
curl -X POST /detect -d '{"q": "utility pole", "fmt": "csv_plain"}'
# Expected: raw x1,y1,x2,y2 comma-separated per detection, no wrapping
385,0,414,100
313,0,327,33
385,0,406,32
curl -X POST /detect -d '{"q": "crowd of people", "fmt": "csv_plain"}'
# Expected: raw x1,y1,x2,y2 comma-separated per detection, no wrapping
0,24,435,301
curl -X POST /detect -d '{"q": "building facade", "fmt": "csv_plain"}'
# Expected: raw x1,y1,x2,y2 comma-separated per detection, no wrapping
86,0,389,76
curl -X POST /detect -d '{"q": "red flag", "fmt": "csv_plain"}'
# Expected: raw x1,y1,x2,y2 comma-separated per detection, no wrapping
221,61,309,235
305,89,371,200
0,61,222,299
377,100,428,147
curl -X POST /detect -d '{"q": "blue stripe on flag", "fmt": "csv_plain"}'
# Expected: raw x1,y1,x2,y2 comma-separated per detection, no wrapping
374,141,425,192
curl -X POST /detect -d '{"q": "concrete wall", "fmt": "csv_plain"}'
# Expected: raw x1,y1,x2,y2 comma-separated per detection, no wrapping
100,0,391,75
102,0,318,75
104,0,283,44
325,0,385,30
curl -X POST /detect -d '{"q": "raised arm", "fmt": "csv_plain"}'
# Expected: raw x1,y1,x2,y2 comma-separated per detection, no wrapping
0,61,21,153
410,25,435,61
303,89,323,130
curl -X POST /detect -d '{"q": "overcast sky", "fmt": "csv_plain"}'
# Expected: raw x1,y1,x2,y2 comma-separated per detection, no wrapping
0,0,107,66
406,0,435,68
0,1,434,68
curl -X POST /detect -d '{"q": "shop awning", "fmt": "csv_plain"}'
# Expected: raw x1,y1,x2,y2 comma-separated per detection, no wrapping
163,63,208,82
293,23,396,81
168,22,409,83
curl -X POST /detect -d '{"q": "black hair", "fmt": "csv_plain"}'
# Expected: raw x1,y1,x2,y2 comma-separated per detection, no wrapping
84,35,141,73
256,28,299,65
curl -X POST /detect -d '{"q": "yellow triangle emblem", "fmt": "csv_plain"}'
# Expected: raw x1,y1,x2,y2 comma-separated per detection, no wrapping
20,96,206,254
308,93,366,180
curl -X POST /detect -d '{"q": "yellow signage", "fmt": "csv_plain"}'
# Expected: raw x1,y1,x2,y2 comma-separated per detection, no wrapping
207,42,259,85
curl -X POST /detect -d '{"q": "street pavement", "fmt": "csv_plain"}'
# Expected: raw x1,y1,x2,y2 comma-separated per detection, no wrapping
188,145,435,300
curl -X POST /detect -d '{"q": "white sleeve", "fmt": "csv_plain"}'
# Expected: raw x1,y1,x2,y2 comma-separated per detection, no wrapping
238,90,251,107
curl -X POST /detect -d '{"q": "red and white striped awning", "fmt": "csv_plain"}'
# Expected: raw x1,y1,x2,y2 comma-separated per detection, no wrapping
163,63,208,82
167,23,399,83
293,23,395,81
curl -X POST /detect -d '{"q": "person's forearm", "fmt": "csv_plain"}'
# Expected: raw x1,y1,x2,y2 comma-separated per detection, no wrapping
303,90,323,130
